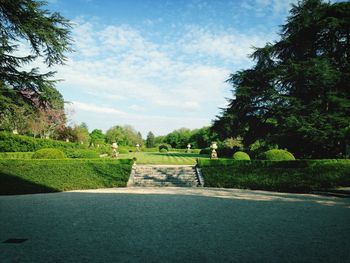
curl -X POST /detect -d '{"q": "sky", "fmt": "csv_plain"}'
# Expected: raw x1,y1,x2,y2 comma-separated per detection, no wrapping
37,0,302,137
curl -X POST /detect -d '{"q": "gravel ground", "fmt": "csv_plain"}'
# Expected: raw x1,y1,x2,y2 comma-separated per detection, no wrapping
1,187,350,263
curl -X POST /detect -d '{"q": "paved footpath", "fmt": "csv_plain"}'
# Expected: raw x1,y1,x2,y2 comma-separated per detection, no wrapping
1,187,350,263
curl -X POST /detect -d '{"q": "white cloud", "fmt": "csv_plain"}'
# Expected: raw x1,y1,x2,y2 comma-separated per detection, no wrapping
178,26,272,64
49,18,276,135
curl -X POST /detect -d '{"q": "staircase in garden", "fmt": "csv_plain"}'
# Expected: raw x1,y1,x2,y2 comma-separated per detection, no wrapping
129,165,200,187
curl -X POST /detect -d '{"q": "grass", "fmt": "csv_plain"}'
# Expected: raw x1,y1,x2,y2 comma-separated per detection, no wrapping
0,159,133,195
199,159,350,193
118,151,209,165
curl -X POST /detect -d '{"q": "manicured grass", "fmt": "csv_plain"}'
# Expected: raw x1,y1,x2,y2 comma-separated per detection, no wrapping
199,159,350,193
0,159,133,195
118,151,208,165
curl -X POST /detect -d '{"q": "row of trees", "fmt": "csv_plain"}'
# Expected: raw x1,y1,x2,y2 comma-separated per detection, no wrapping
213,0,350,158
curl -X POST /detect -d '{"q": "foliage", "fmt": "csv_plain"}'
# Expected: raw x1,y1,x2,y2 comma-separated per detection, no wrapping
159,148,168,153
32,148,66,159
158,144,170,152
0,0,72,93
199,148,211,155
199,159,350,193
264,149,296,161
233,151,251,160
146,131,155,148
160,126,216,149
105,125,143,146
213,0,350,158
0,159,132,194
0,131,86,152
0,152,33,159
90,129,105,146
64,149,99,159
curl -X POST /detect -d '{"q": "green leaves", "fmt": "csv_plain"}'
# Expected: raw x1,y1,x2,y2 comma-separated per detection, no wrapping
214,0,350,158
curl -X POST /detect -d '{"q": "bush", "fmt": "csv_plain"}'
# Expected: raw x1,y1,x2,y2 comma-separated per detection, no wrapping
32,148,66,159
159,148,168,153
0,159,133,194
64,149,99,159
0,152,33,159
217,147,235,158
200,148,211,155
0,131,86,152
199,159,350,193
233,151,250,160
159,144,170,152
118,148,129,154
264,149,295,161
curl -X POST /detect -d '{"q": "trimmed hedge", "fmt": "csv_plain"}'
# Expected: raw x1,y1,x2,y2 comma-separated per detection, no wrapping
0,131,86,152
233,151,250,160
0,159,133,195
198,159,350,193
64,149,99,159
32,148,66,159
264,149,295,160
0,152,33,159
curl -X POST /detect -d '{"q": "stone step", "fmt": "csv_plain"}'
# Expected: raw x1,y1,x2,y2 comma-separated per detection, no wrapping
130,165,199,187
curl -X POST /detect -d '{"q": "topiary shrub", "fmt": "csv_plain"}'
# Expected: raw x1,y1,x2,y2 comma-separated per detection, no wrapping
264,149,295,161
32,148,66,159
159,148,168,153
233,151,251,160
64,149,99,159
159,144,169,152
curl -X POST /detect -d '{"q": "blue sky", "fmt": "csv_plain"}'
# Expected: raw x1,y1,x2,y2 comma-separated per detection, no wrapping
41,0,301,136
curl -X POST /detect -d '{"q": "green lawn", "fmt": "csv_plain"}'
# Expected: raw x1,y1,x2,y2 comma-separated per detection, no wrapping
118,152,209,165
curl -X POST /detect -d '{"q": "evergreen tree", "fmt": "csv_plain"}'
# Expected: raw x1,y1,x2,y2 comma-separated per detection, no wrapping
213,0,350,158
0,0,72,94
146,131,155,148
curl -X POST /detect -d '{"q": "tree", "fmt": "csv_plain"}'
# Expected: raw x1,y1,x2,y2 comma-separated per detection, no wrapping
213,0,350,158
146,131,155,148
105,125,143,146
0,0,72,94
90,129,105,146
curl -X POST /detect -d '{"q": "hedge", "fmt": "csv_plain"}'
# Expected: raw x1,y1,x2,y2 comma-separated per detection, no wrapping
264,149,295,160
32,148,66,159
0,159,133,195
0,152,33,159
0,132,86,152
233,151,251,160
198,159,350,193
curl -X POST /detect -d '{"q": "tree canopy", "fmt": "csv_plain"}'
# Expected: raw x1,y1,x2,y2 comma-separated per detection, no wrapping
0,0,72,93
213,0,350,158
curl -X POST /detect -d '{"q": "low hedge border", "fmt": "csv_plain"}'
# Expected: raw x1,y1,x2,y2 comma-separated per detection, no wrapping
0,159,133,195
198,159,350,193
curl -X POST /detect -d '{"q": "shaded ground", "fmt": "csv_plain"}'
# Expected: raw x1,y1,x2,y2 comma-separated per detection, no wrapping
1,187,350,263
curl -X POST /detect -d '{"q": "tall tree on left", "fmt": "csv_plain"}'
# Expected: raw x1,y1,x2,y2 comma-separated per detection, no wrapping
0,0,72,136
0,0,72,93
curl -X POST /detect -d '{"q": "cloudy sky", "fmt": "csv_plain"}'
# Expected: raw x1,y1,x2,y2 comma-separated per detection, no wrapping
41,0,301,136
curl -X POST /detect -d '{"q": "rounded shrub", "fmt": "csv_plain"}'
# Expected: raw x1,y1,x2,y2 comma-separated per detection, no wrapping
159,148,168,153
264,149,295,161
65,149,99,159
233,151,251,160
158,144,169,152
32,148,66,159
